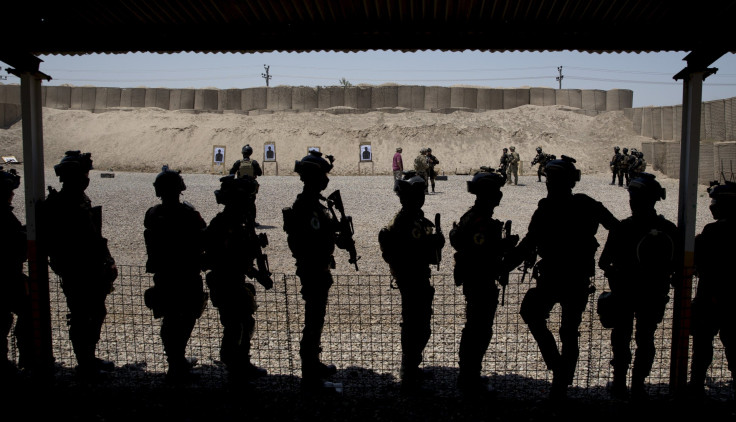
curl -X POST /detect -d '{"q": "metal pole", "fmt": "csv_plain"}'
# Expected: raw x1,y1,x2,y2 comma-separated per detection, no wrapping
670,70,704,393
19,70,54,376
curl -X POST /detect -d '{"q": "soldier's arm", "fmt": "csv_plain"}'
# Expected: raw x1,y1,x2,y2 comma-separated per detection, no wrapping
253,160,263,176
229,161,240,175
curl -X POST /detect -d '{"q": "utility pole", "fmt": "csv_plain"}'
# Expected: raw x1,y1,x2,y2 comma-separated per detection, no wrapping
556,66,564,89
261,64,272,87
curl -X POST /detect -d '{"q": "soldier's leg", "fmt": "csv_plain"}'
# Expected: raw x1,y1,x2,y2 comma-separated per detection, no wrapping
520,288,559,371
538,167,543,182
66,290,110,377
458,286,498,389
557,289,589,388
611,169,617,184
398,281,434,384
1,309,11,370
719,320,735,388
631,299,667,397
298,270,335,381
689,301,718,394
610,305,634,398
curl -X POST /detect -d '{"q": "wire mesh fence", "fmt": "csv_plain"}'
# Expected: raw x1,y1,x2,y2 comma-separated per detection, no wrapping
7,265,732,400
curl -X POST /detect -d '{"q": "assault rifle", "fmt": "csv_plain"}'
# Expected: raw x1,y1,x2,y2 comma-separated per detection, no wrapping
251,232,273,290
327,190,361,271
519,248,537,284
498,220,512,306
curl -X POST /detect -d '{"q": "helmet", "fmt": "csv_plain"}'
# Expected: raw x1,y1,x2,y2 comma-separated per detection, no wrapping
396,147,402,152
536,147,542,153
241,145,253,156
708,181,736,201
628,173,665,201
153,165,186,197
427,148,432,153
614,146,620,152
467,169,505,195
420,148,427,154
54,150,93,180
510,146,515,151
214,174,258,205
294,150,333,178
623,148,629,154
637,151,644,158
0,166,20,196
503,147,508,152
395,170,426,198
545,155,581,184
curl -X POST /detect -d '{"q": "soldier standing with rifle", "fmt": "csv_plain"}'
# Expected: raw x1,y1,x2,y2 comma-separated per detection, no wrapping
449,169,518,395
506,146,520,186
41,151,118,382
204,174,273,385
426,147,440,194
230,144,263,226
143,165,208,383
688,180,736,398
504,156,618,400
283,150,358,387
609,146,624,186
379,170,445,392
598,173,679,400
498,148,510,176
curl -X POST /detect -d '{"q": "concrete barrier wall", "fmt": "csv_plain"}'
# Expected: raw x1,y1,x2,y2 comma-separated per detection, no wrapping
1,103,21,128
626,97,736,142
714,142,736,181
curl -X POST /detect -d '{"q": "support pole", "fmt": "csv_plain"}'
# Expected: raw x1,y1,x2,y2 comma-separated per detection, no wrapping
12,62,54,377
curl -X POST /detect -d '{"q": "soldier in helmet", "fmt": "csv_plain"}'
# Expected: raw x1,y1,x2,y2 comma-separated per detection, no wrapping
204,174,272,384
505,155,618,400
450,169,518,394
498,148,510,176
413,148,430,194
618,148,631,187
609,146,624,186
688,180,736,398
598,173,679,400
283,150,355,387
625,148,639,186
426,148,440,194
506,146,520,186
143,165,208,383
41,151,118,381
230,144,263,226
379,170,445,392
630,151,647,181
1,167,31,377
531,147,554,183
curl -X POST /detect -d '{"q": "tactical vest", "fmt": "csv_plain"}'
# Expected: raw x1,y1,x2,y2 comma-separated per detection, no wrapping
237,159,255,178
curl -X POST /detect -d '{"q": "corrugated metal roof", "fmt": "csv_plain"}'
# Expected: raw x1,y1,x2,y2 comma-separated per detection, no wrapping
2,0,735,59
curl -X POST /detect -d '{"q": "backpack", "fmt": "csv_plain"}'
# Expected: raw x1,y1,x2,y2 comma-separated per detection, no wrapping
237,159,255,178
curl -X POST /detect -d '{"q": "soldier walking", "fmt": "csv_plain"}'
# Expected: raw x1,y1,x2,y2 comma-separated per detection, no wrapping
688,181,736,398
42,151,118,381
450,169,518,394
505,156,618,400
531,147,554,183
506,146,520,185
379,171,445,392
204,174,272,384
598,173,679,400
143,166,208,383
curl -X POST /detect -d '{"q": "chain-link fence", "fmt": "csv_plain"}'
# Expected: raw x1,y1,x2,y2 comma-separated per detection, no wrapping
7,265,732,400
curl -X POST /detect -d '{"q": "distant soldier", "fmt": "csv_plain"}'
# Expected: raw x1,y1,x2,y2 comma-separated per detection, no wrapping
688,181,736,398
42,151,118,381
283,150,357,386
1,167,31,377
626,148,639,186
143,165,208,383
379,171,445,392
426,147,440,194
498,148,510,176
630,151,647,181
598,173,679,400
618,148,631,187
505,156,618,400
414,148,430,193
450,169,518,394
506,146,520,186
609,146,624,186
204,174,272,384
230,144,263,226
531,147,555,183
392,147,404,184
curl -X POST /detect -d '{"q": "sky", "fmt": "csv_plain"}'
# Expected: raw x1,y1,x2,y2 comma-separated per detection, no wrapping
3,50,736,108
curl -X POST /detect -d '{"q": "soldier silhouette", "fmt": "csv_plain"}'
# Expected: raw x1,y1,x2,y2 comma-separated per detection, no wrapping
41,151,118,381
505,155,618,400
609,146,623,186
283,150,354,387
598,173,679,400
1,167,32,378
450,169,518,395
688,180,736,398
143,165,208,383
230,144,263,226
204,174,272,384
379,170,445,392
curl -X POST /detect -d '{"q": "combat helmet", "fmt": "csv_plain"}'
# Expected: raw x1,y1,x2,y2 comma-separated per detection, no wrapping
623,147,629,154
214,174,258,206
544,155,581,186
395,170,426,201
628,173,666,201
536,147,543,153
614,146,620,152
467,169,505,195
294,150,334,179
0,166,21,198
242,144,253,157
153,165,186,198
54,150,93,181
708,180,736,203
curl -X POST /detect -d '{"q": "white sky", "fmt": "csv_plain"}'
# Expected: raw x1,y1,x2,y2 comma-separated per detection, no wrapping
3,50,735,108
